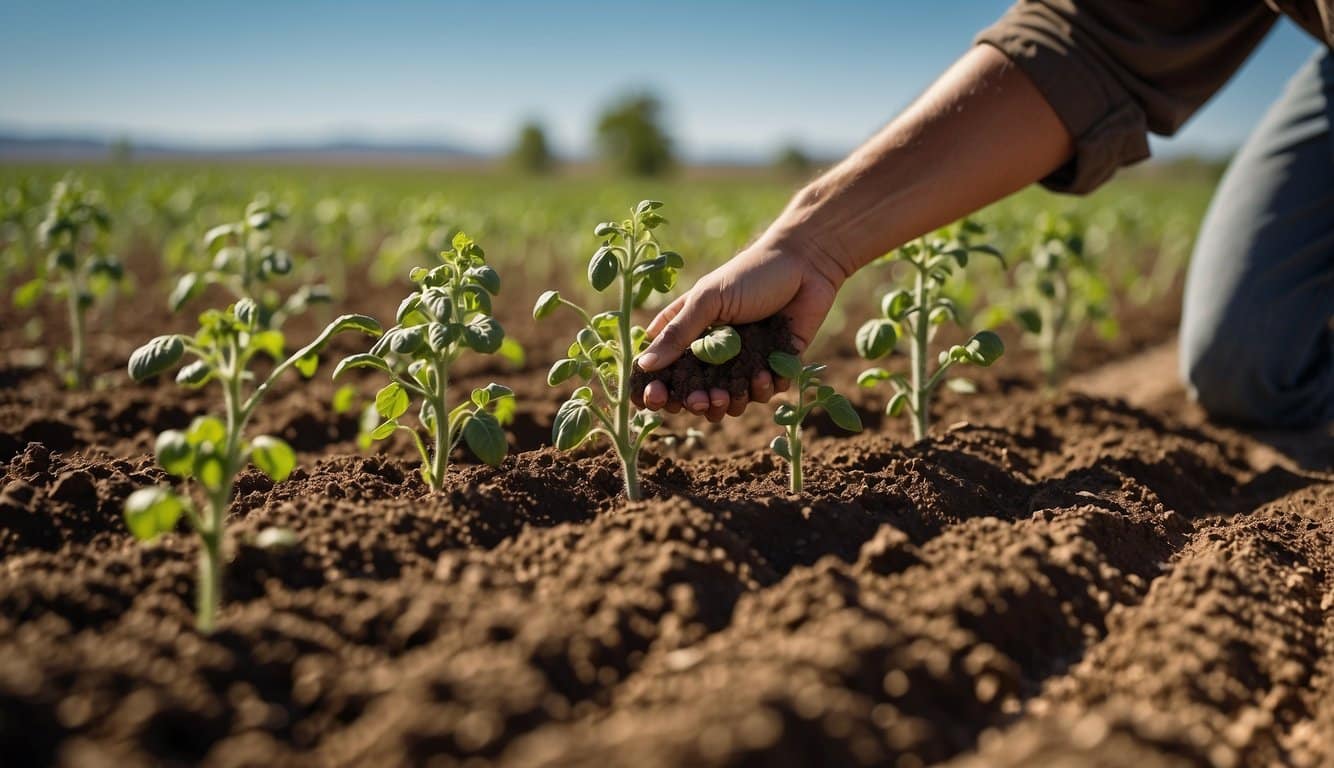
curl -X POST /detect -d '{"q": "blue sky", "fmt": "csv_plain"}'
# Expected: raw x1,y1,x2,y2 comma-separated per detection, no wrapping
0,1,1319,160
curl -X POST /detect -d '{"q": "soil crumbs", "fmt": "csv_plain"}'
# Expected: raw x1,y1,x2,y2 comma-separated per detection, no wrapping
3,377,1334,765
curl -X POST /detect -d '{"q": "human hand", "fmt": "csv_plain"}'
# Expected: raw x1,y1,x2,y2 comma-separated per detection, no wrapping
633,230,847,421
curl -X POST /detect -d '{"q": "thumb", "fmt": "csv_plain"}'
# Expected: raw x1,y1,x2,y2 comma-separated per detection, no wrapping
638,289,719,371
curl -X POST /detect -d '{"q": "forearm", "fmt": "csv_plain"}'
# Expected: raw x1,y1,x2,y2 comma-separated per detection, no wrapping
773,45,1074,278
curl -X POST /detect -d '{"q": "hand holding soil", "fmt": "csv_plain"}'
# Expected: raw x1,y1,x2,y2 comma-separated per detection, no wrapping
630,315,799,422
635,230,846,420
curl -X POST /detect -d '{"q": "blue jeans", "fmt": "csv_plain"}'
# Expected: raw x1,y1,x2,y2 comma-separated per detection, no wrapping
1180,46,1334,428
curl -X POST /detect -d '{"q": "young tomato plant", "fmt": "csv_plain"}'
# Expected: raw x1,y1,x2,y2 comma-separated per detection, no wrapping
29,177,125,387
1008,212,1115,388
169,196,329,328
767,352,862,494
535,200,682,501
856,220,1005,440
123,302,381,632
335,233,515,490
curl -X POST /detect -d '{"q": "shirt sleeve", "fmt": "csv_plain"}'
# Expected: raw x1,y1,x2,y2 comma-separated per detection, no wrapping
975,0,1278,193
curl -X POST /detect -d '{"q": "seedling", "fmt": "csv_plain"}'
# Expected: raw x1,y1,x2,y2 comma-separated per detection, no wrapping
1008,212,1115,388
536,200,683,500
27,177,124,387
123,303,381,632
168,196,328,328
335,232,515,490
767,352,862,494
856,221,1005,440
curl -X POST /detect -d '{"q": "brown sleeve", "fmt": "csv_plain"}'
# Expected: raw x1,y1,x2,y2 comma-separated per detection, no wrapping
975,0,1277,193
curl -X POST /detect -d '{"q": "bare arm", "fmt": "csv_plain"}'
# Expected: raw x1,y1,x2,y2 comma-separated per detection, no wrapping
637,44,1075,420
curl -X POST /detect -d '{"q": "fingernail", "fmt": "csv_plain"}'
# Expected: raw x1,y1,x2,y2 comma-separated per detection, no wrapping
637,352,659,370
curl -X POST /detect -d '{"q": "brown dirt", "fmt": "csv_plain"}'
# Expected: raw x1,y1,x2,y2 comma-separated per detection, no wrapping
3,251,1333,767
629,316,798,401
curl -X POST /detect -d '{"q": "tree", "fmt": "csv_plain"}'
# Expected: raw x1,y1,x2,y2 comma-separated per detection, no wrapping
510,120,555,174
595,92,674,177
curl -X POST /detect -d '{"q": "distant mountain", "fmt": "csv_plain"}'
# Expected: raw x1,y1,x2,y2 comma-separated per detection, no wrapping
0,131,489,165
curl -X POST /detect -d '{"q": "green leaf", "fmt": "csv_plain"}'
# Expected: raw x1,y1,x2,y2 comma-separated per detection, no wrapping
548,358,580,386
690,325,742,365
123,487,185,541
186,415,227,447
593,222,619,237
375,382,410,420
175,360,213,388
497,337,525,366
294,351,319,378
822,394,863,433
388,325,426,355
369,420,397,440
855,319,897,360
463,316,504,354
408,266,429,283
769,434,791,461
168,273,200,312
250,330,286,361
881,289,913,320
332,384,357,415
154,430,194,477
13,278,44,309
421,288,452,320
552,399,594,450
250,435,296,482
635,200,663,214
203,223,235,250
857,367,892,388
887,392,910,417
128,335,186,381
773,404,800,426
588,246,619,292
427,321,459,352
397,294,424,324
234,297,259,328
466,265,501,294
333,353,391,380
767,351,801,380
965,330,1005,366
463,409,507,466
533,290,561,319
1015,308,1042,334
946,377,977,394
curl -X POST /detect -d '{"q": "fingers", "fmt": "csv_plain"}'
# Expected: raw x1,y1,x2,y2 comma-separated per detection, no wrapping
684,390,711,415
705,388,729,423
642,380,669,410
645,294,687,340
750,370,774,403
638,289,719,372
726,391,749,418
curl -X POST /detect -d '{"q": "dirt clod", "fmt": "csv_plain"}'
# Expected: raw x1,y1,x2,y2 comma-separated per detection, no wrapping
630,315,797,400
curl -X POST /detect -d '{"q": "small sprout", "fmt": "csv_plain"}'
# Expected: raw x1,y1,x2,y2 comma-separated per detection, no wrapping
1005,212,1113,388
539,200,682,500
29,176,122,387
767,351,861,494
857,219,1005,440
124,303,381,632
170,195,327,330
690,325,742,365
336,232,514,490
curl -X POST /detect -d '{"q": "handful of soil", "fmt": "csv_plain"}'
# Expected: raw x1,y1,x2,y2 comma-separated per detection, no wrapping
630,315,798,400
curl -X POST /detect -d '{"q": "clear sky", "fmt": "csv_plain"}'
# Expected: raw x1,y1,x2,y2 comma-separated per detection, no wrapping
0,1,1320,161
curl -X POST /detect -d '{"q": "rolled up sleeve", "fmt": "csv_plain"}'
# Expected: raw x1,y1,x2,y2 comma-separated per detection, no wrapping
976,0,1278,193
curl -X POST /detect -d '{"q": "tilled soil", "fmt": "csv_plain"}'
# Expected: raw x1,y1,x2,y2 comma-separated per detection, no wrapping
3,261,1333,766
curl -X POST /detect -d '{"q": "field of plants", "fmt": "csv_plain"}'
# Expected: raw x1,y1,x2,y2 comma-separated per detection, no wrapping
2,161,1332,767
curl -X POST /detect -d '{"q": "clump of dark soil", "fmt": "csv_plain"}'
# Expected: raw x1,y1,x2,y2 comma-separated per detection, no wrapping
630,315,797,400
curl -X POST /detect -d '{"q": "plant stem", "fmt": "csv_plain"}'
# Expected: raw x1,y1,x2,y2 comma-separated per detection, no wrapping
910,263,929,441
615,218,641,501
430,361,450,492
66,277,85,388
788,423,803,494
